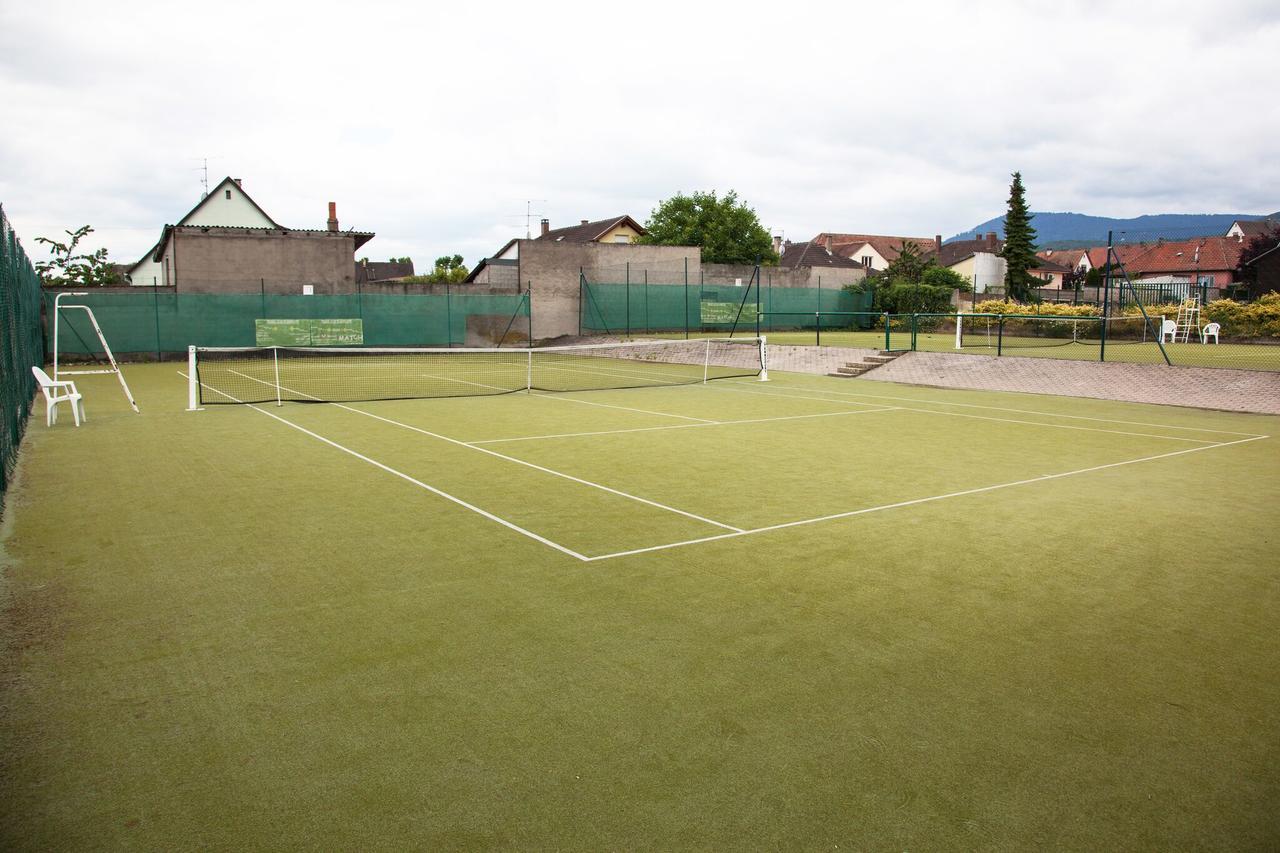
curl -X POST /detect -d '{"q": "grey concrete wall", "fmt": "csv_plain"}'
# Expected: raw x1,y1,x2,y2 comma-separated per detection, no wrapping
518,241,702,340
704,263,866,289
167,229,358,294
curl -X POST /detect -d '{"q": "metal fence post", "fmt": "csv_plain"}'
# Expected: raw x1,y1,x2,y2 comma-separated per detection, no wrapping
998,314,1005,356
683,257,689,340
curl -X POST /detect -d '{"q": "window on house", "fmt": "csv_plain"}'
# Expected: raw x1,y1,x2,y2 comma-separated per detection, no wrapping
861,255,872,267
614,236,629,243
225,189,231,199
1197,274,1214,287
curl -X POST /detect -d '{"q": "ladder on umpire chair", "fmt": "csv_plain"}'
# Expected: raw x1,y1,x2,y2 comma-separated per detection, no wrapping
1174,295,1201,343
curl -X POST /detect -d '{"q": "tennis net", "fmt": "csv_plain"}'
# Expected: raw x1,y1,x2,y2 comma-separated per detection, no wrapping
189,337,767,406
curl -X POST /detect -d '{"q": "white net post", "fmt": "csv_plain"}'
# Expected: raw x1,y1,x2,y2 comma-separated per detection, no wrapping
955,313,963,349
273,347,283,407
187,346,200,411
703,339,711,383
759,336,769,381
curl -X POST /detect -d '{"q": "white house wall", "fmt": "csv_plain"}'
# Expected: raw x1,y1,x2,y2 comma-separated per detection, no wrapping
129,255,165,286
182,185,275,228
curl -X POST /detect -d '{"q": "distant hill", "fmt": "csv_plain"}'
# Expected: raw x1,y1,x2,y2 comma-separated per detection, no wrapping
950,211,1280,248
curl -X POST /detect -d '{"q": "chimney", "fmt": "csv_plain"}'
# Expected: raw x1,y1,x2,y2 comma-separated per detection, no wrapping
327,202,339,232
233,178,242,187
935,234,943,254
823,235,832,253
772,234,782,254
580,219,589,226
986,231,997,246
540,218,550,236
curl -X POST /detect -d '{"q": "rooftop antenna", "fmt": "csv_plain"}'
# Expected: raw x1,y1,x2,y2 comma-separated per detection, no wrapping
506,200,548,238
189,157,217,198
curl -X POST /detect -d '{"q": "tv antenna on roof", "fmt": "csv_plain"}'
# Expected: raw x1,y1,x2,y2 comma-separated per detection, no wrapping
189,157,218,198
506,200,548,238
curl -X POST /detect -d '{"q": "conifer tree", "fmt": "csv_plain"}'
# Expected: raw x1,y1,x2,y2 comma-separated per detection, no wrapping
1000,172,1039,301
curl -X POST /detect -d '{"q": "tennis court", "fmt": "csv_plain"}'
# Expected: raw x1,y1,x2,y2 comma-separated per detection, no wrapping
3,349,1279,848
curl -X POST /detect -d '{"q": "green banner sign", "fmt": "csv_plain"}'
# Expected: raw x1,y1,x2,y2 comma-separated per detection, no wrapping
700,302,758,324
255,318,364,346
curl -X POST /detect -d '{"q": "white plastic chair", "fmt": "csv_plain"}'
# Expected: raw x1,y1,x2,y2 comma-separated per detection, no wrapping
31,365,85,427
1201,322,1220,344
1160,319,1177,343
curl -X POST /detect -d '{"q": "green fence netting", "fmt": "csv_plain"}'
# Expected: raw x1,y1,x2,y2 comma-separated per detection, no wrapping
44,290,531,356
1,205,44,512
580,277,873,336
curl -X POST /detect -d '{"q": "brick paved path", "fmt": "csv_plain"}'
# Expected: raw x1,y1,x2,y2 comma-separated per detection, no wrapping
765,345,1280,415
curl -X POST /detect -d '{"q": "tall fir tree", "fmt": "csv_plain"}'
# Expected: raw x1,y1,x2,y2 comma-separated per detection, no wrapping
999,172,1039,301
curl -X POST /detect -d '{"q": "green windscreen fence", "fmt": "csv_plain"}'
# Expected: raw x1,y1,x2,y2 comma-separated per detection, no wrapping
45,290,531,356
580,278,873,335
1,204,44,511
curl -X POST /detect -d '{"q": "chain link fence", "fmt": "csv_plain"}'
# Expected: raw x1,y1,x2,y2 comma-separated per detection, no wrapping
1,204,44,511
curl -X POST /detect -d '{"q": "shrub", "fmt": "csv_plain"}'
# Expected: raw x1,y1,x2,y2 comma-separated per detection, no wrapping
972,300,1101,318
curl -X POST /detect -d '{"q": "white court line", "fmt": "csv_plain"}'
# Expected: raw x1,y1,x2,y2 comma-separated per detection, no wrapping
712,383,1233,444
466,406,901,445
584,435,1269,561
535,392,717,423
179,372,591,562
720,379,1269,438
223,369,743,533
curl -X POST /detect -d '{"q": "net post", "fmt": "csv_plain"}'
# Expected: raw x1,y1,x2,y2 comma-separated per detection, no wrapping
759,336,769,381
998,315,1005,356
703,338,710,383
955,311,963,349
526,348,532,393
187,346,200,411
273,347,283,407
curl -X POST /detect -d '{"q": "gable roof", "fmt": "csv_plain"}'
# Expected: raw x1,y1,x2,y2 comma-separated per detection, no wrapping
1228,218,1280,240
178,176,284,229
778,240,868,270
1036,248,1088,270
538,215,646,243
816,233,935,265
1118,236,1244,275
355,260,415,284
937,235,1003,267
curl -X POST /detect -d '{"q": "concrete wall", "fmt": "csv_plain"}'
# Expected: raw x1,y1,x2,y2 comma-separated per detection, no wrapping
468,262,521,287
518,241,701,339
166,228,358,294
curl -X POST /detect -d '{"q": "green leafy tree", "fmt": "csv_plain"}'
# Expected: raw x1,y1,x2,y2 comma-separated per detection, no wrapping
847,241,970,315
1236,225,1280,287
35,225,120,286
1000,172,1039,301
637,190,778,264
403,254,468,284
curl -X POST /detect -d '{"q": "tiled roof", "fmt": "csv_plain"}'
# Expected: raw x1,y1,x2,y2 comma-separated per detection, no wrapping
778,240,867,270
1231,218,1280,239
1036,248,1088,271
937,235,1003,267
1119,236,1245,275
816,233,935,265
1031,256,1074,274
538,215,646,243
355,260,415,284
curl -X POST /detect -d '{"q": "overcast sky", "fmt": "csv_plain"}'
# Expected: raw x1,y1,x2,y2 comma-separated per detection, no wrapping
2,0,1277,269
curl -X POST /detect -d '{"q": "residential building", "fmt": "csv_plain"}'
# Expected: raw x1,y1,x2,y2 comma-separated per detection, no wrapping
778,238,870,272
1226,217,1280,242
936,233,1006,293
125,177,373,293
812,232,936,271
1117,236,1245,290
466,216,645,284
355,259,415,284
1243,242,1280,299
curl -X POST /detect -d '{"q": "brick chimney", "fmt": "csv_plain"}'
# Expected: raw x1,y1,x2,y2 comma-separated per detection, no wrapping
986,231,997,246
233,178,242,187
935,234,943,254
327,202,339,232
540,218,550,236
580,219,589,226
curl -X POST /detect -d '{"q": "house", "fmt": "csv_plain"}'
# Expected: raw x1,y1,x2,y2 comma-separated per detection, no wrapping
778,238,870,272
1037,248,1091,275
538,216,646,245
936,232,1006,293
1243,241,1280,299
1226,217,1280,242
1117,236,1245,290
355,259,414,284
812,232,935,271
125,177,373,294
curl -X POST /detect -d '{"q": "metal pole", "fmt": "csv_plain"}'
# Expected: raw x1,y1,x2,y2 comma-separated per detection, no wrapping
445,280,452,347
153,280,162,360
755,262,761,339
625,262,630,340
683,257,689,340
527,287,532,345
998,315,1005,356
1101,231,1112,362
578,268,583,337
883,312,890,351
644,269,649,335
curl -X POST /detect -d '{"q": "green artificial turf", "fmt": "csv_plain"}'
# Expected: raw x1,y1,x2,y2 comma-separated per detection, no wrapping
2,362,1278,849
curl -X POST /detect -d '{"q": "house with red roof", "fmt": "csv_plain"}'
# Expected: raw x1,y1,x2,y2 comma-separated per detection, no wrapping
1117,236,1244,291
811,232,936,271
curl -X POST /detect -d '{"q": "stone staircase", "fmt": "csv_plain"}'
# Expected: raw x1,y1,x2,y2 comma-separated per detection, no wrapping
828,350,905,378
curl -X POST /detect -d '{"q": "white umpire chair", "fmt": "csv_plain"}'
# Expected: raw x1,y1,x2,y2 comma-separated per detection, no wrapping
32,365,86,427
1201,322,1220,344
1160,319,1177,343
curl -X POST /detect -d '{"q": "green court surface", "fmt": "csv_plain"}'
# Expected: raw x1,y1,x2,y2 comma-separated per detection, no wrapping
2,363,1279,849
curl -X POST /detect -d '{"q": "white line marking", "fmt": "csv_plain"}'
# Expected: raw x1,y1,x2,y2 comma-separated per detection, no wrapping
534,392,717,423
721,379,1269,438
223,369,742,533
466,407,900,444
583,435,1269,561
713,383,1235,444
179,371,590,562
